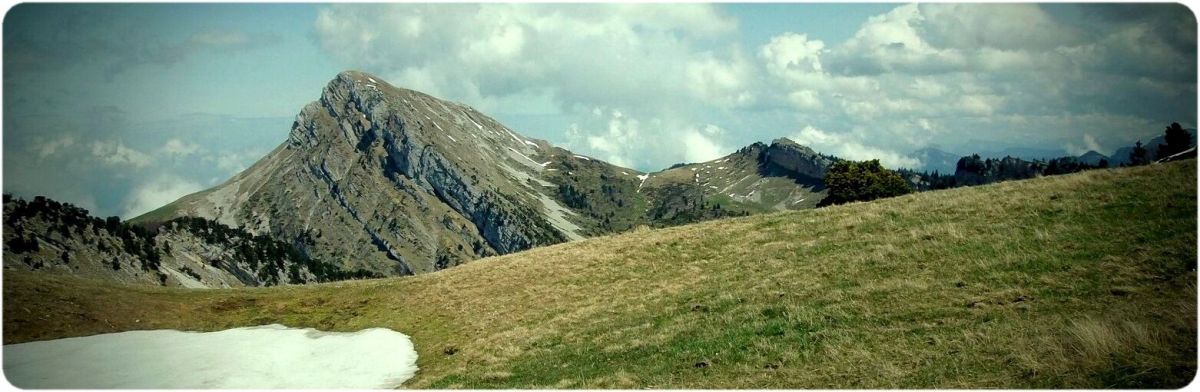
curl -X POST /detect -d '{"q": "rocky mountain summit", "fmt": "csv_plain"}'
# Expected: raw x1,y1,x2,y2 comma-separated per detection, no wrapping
137,71,586,275
640,138,835,217
135,71,839,277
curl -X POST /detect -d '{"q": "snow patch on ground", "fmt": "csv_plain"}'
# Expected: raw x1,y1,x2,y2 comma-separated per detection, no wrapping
3,324,418,389
637,173,650,192
573,155,590,161
506,147,545,170
503,129,524,143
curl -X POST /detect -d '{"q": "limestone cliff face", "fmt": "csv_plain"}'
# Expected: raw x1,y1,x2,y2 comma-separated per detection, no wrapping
761,138,835,180
137,72,847,277
137,71,583,275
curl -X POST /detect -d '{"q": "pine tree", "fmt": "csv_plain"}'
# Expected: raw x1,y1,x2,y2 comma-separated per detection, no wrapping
1158,122,1192,160
1130,141,1150,166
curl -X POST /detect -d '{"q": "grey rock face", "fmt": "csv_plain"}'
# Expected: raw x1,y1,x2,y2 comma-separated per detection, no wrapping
761,138,834,180
139,71,577,275
139,72,848,277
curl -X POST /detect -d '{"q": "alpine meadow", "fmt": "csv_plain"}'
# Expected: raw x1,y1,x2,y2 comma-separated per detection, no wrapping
2,3,1197,389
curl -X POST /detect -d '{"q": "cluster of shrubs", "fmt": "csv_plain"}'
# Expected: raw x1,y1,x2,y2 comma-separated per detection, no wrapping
549,157,650,234
556,175,642,232
818,160,912,207
4,194,161,271
644,183,750,226
163,217,380,284
3,194,379,286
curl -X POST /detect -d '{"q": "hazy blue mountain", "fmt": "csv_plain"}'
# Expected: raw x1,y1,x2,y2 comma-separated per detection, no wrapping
977,147,1070,162
907,147,961,174
1109,128,1197,166
1077,151,1109,166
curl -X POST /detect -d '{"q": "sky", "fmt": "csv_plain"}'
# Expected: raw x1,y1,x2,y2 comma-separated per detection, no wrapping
3,3,1196,219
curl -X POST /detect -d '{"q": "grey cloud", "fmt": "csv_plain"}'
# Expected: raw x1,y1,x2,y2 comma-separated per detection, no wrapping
4,4,281,81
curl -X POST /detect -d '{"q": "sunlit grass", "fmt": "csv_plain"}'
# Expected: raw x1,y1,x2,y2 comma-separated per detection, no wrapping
5,160,1195,388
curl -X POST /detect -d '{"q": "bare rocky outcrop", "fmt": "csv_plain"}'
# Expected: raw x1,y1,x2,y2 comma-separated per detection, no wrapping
761,138,835,180
137,71,576,275
135,71,845,277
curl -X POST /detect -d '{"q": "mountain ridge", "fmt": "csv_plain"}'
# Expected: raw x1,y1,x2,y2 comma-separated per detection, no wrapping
135,71,839,276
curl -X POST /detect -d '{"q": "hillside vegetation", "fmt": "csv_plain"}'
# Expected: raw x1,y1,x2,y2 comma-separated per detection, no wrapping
5,160,1196,388
2,196,378,287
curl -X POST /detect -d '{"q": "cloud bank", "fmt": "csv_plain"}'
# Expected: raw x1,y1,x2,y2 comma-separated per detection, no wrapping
313,3,1195,171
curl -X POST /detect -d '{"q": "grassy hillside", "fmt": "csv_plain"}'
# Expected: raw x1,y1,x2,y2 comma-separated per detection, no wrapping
5,160,1196,388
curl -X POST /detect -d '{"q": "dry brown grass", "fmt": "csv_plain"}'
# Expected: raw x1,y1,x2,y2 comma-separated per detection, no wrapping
4,160,1196,388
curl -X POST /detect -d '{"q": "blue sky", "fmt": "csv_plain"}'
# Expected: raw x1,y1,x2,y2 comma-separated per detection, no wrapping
3,3,1196,218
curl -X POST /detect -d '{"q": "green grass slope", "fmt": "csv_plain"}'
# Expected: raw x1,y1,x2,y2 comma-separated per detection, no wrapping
5,160,1196,388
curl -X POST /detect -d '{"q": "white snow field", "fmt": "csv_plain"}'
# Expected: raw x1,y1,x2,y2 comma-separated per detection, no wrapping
3,324,418,389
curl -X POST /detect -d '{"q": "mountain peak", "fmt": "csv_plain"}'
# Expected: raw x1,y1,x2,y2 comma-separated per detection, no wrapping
333,70,386,87
769,137,817,155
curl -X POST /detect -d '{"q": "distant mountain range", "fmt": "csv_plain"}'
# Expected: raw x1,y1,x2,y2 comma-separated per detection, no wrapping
1108,129,1197,166
15,70,1195,281
1077,151,1109,166
907,147,961,174
906,127,1198,173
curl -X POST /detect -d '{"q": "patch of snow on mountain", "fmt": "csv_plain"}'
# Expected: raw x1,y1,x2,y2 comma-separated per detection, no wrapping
3,324,418,389
506,147,542,168
502,129,524,144
637,173,650,192
573,155,590,161
467,116,484,130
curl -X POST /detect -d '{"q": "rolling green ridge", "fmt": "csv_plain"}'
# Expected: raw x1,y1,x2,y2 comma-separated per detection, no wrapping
4,160,1196,388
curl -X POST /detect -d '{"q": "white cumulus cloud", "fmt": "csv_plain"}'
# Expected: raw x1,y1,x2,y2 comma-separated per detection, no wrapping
91,140,152,168
791,125,920,169
121,176,203,219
